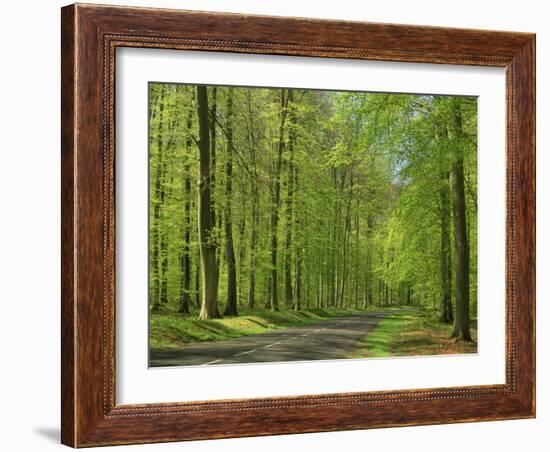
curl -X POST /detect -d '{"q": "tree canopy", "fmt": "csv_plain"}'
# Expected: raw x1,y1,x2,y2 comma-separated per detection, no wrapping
149,83,477,340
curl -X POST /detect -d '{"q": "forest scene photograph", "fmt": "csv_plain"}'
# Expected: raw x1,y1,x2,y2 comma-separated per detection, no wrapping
148,82,478,367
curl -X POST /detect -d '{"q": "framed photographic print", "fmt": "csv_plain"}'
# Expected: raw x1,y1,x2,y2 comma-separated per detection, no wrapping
61,3,535,447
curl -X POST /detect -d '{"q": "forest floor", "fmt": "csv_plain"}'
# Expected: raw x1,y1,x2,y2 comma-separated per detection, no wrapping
349,309,478,358
149,305,402,351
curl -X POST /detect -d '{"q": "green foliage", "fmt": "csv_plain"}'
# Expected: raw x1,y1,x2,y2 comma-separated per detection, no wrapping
148,83,478,340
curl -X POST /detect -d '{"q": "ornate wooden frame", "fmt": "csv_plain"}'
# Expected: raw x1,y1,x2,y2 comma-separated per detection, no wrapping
61,3,535,447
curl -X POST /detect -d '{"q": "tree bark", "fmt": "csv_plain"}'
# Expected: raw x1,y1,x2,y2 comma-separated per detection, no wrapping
248,186,258,308
194,258,200,309
439,171,453,323
150,87,165,312
270,89,289,311
196,86,220,319
246,91,259,308
159,173,169,305
178,104,194,314
223,90,238,316
284,91,295,308
209,87,221,303
450,100,472,341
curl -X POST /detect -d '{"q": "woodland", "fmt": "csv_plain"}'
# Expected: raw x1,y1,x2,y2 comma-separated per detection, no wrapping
149,82,477,345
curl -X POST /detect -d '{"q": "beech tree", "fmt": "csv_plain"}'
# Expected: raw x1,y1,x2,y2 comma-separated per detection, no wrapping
196,85,220,319
148,83,477,341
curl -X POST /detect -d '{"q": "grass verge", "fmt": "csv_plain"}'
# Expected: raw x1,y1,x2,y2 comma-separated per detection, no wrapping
349,309,477,358
150,305,380,351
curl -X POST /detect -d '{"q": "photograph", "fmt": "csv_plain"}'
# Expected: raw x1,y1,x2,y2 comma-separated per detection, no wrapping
53,2,536,448
148,83,478,367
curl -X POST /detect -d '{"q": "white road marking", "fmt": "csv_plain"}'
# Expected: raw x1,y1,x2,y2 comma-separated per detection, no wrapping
233,348,258,357
264,342,281,348
205,316,377,361
203,359,223,365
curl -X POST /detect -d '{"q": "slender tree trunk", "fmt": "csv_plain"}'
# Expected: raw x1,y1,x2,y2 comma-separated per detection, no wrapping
159,172,174,306
439,171,453,323
248,187,258,308
246,91,259,309
354,214,360,308
194,256,200,309
284,92,295,308
329,194,339,307
150,88,165,312
363,216,373,308
270,178,279,311
159,212,168,305
339,176,352,308
293,157,302,311
270,89,289,311
209,87,220,303
450,100,472,341
224,91,238,316
179,105,194,313
295,247,302,310
196,86,220,319
238,203,246,306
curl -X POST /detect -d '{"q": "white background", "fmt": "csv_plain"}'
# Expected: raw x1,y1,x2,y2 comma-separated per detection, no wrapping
117,49,506,404
0,0,546,451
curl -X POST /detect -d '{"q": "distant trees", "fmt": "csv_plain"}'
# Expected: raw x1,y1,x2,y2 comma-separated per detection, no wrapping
148,84,478,341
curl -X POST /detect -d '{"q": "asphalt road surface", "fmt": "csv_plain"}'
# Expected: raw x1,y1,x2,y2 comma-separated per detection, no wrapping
149,311,390,367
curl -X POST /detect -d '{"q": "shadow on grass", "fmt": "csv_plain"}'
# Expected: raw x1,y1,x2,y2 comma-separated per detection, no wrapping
245,318,272,328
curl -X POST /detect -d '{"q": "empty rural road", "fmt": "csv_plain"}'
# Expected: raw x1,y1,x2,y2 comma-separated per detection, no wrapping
150,311,390,367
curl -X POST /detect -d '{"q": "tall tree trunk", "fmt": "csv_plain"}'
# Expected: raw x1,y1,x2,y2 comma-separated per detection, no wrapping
196,86,220,319
238,202,246,306
248,186,258,308
284,91,295,307
209,87,221,303
150,88,165,312
363,216,373,308
194,257,200,309
293,157,302,311
158,110,176,308
270,89,289,311
439,171,453,323
224,90,238,316
354,214,360,308
179,105,194,314
339,174,353,307
246,91,259,308
159,173,169,305
450,100,472,341
295,247,302,310
317,253,323,308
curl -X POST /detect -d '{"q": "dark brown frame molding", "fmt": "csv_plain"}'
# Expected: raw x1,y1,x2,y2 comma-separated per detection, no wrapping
61,3,535,447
